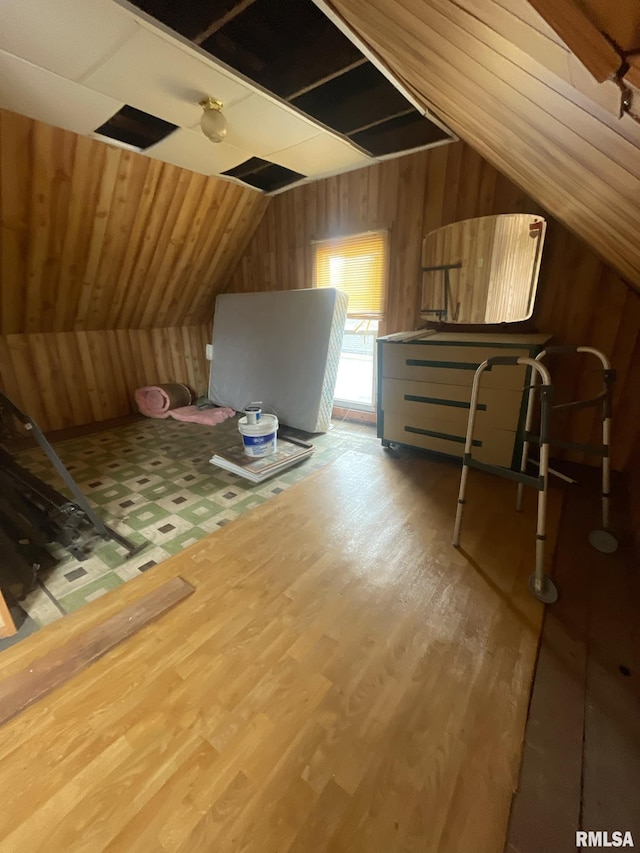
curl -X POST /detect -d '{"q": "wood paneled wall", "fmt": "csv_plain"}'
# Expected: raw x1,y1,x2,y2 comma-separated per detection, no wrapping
628,433,640,554
0,326,211,432
0,109,267,430
0,109,268,333
227,143,640,473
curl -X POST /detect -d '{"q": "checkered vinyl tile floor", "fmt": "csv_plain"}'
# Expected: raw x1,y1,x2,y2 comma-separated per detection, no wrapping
14,416,379,630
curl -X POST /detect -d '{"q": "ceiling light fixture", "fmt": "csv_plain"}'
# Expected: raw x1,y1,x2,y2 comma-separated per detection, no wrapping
199,97,227,143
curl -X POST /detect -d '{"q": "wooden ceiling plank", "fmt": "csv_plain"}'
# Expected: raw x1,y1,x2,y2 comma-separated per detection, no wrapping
0,109,270,334
24,123,56,334
133,167,195,328
180,180,238,322
75,146,122,329
144,170,210,327
428,83,639,280
155,177,225,326
460,0,632,128
384,0,639,222
98,155,156,330
327,0,640,288
441,99,634,283
490,0,567,45
111,157,165,329
188,191,250,320
191,188,261,322
454,0,573,81
88,150,149,330
455,0,640,141
116,162,183,330
467,2,626,124
41,127,75,335
56,136,105,332
525,0,621,82
416,0,640,191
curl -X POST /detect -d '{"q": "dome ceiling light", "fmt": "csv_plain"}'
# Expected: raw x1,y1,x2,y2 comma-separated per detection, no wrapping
199,97,228,143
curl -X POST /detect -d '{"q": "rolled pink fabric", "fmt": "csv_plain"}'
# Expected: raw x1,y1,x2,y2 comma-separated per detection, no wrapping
134,384,192,418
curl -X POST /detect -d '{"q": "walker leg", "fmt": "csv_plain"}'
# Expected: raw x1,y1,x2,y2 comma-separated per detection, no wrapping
453,364,485,547
588,415,618,553
528,421,558,603
517,371,539,512
453,464,469,547
516,471,525,513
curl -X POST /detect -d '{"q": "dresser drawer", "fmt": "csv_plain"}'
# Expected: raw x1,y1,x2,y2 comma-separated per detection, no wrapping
381,379,524,431
382,407,516,468
381,342,532,390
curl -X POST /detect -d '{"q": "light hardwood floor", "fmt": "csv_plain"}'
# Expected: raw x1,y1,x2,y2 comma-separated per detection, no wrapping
0,450,562,852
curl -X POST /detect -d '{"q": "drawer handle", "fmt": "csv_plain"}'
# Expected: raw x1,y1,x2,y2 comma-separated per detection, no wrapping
404,425,483,447
406,359,480,370
403,394,487,411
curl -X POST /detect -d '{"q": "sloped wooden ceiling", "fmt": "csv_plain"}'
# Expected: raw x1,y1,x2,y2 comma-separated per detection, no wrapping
0,109,268,334
324,0,640,292
527,0,640,90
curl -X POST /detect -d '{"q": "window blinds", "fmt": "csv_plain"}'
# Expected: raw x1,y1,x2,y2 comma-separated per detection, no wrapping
314,230,388,318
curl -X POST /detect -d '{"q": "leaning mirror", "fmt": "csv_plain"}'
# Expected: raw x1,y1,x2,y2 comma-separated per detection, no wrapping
420,213,546,324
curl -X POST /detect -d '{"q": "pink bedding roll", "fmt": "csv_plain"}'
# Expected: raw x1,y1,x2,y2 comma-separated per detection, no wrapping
134,384,192,419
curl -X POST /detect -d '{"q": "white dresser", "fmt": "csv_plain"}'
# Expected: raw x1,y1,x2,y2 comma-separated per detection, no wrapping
377,331,551,469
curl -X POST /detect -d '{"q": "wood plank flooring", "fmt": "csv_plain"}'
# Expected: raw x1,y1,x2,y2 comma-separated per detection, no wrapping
0,450,562,852
506,467,640,852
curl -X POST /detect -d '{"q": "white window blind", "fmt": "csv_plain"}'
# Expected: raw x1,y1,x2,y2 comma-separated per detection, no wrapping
313,230,388,318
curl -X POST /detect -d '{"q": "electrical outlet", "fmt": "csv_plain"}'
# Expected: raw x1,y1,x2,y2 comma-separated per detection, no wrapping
205,344,213,361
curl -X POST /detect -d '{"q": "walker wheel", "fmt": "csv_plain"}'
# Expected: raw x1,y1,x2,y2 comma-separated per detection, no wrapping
588,529,618,553
528,573,559,604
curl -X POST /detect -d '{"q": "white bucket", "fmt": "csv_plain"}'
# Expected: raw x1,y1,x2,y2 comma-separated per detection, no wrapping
238,413,278,457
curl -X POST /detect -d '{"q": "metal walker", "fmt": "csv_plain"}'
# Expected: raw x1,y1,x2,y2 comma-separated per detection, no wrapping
516,346,617,554
452,356,559,604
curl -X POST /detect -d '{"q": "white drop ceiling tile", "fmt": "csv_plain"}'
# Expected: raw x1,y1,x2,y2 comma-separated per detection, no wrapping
223,95,319,158
145,128,251,176
0,0,138,82
0,51,124,135
269,134,372,177
83,28,252,129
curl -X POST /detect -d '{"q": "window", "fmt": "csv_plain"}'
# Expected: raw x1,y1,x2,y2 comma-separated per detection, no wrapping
314,230,388,409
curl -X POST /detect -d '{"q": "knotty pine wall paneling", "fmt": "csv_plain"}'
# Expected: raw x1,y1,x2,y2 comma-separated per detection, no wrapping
227,143,640,473
0,109,268,431
628,437,640,555
0,109,269,333
0,326,212,433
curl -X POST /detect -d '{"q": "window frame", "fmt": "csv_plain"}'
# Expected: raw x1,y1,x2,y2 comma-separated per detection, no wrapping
312,229,389,413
